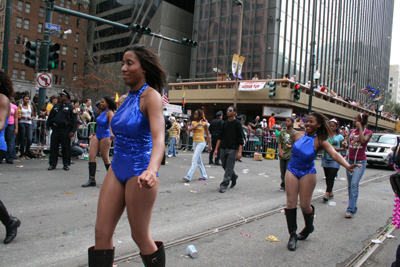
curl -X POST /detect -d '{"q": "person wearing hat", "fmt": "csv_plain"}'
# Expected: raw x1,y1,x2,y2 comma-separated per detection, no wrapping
209,110,223,165
46,89,77,171
261,118,268,129
167,116,180,158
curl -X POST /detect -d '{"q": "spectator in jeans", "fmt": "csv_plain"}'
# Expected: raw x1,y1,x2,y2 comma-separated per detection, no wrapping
4,97,18,164
18,95,34,159
167,117,180,158
36,107,47,157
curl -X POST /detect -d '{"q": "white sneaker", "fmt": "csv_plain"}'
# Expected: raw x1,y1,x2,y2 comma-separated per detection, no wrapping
183,177,190,182
168,155,172,158
41,152,46,157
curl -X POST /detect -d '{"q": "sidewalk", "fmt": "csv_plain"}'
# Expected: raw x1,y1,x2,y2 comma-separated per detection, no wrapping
118,172,398,267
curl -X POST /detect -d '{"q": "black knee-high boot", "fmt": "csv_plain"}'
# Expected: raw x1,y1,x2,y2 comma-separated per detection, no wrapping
297,205,315,240
104,163,110,171
87,246,114,267
285,208,297,251
0,200,21,244
82,162,97,187
140,241,166,267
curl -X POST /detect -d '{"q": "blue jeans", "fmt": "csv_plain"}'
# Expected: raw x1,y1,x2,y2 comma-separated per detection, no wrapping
345,159,367,215
5,123,15,162
184,141,207,181
168,137,177,156
19,123,32,157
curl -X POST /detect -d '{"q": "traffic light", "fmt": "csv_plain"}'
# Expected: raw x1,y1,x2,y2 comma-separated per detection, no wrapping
24,41,37,69
268,81,276,99
293,83,301,101
48,43,60,70
181,38,198,47
130,24,151,35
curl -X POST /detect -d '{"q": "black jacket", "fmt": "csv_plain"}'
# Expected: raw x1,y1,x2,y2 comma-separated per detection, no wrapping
46,102,78,133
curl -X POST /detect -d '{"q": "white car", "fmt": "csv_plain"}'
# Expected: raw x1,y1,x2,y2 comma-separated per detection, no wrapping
366,133,400,169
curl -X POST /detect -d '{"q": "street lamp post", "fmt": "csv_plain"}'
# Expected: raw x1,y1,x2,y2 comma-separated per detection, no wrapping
233,0,243,108
308,70,320,113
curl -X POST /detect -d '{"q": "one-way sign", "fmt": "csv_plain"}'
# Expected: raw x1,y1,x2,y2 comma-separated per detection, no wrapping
45,23,60,31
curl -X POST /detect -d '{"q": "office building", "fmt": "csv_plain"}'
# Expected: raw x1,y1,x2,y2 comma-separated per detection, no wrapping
389,65,400,103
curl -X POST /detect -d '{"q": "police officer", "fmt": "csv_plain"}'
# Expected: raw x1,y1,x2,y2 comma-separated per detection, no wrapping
46,89,77,170
209,110,224,165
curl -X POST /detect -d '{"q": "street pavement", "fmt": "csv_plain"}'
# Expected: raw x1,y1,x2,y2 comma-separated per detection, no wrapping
0,151,397,267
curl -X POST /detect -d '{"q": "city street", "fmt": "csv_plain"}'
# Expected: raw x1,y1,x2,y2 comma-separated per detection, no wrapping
0,151,397,267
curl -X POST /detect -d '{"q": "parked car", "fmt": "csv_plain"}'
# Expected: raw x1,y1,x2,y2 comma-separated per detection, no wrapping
366,133,400,169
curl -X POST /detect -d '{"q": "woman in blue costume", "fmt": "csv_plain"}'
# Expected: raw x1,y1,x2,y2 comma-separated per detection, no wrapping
0,70,21,244
82,96,116,187
284,112,360,251
86,46,166,267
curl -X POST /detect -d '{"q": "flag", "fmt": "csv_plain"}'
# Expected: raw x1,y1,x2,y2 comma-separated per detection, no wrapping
182,91,186,105
162,88,169,105
370,89,380,98
359,86,375,97
115,93,119,103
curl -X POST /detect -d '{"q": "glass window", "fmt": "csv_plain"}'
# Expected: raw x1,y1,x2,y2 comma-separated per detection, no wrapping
24,19,29,30
200,3,209,20
207,41,217,58
60,0,64,7
241,36,253,54
75,33,79,42
39,7,45,17
220,16,229,39
65,14,69,25
62,46,67,55
21,53,26,63
38,23,43,33
17,1,23,11
58,13,63,23
12,69,18,79
14,52,19,62
242,11,254,36
255,10,268,35
73,63,77,72
25,2,31,13
63,33,67,39
60,76,65,85
66,0,71,9
210,2,220,18
198,21,208,42
253,35,266,53
221,1,231,16
61,61,66,70
20,70,26,80
76,18,80,27
218,39,229,57
208,18,219,41
16,17,22,28
54,75,59,85
74,48,77,57
23,36,28,45
15,35,21,44
230,38,238,55
197,42,206,59
231,14,239,38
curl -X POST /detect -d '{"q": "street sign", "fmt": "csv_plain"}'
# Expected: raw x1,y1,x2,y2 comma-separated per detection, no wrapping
45,23,60,31
49,29,56,36
37,73,53,88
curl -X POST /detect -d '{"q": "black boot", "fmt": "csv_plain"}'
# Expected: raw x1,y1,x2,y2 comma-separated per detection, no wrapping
285,208,297,251
104,163,111,171
0,200,21,244
82,162,96,187
297,205,315,240
140,241,166,267
88,246,114,267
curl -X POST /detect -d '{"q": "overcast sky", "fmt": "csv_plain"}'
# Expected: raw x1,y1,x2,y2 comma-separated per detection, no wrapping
391,0,400,65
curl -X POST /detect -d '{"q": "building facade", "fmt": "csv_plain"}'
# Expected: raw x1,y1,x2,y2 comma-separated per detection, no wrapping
0,0,89,99
88,0,194,97
389,65,400,103
190,0,394,104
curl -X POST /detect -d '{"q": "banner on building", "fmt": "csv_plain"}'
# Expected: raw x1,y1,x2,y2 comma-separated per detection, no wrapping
163,103,183,113
239,82,266,91
262,106,293,118
238,56,245,79
232,54,240,78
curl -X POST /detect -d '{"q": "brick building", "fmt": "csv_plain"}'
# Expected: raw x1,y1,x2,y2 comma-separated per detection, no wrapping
0,0,89,99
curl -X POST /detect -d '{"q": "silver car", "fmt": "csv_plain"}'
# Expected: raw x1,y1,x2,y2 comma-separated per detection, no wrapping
366,133,400,169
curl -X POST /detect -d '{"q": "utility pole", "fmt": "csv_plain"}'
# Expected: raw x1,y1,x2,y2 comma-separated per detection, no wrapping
1,0,12,73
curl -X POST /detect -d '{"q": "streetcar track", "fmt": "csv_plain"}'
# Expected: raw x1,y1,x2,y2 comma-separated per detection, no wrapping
111,172,392,264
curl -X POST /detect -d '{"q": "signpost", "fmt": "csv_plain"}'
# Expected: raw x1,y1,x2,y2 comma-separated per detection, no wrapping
37,73,53,88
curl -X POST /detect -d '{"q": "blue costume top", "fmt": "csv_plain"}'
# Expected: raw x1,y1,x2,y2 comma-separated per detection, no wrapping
111,83,155,184
0,118,8,152
287,133,318,178
95,109,111,140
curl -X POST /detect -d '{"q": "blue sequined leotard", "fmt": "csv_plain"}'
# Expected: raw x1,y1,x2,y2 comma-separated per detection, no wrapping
95,110,111,140
287,133,318,178
111,83,156,184
0,118,8,152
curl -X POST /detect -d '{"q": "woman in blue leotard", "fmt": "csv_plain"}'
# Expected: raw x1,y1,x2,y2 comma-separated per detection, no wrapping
82,96,116,187
86,46,166,266
284,112,360,251
0,70,21,244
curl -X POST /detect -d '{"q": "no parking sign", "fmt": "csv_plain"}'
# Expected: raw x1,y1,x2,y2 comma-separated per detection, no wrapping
36,73,53,88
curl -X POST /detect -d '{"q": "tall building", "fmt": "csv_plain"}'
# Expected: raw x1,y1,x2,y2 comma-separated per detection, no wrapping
88,0,194,97
0,0,90,98
190,0,394,103
389,65,400,103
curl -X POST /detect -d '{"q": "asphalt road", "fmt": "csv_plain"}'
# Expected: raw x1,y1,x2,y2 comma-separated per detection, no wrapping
0,152,395,267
